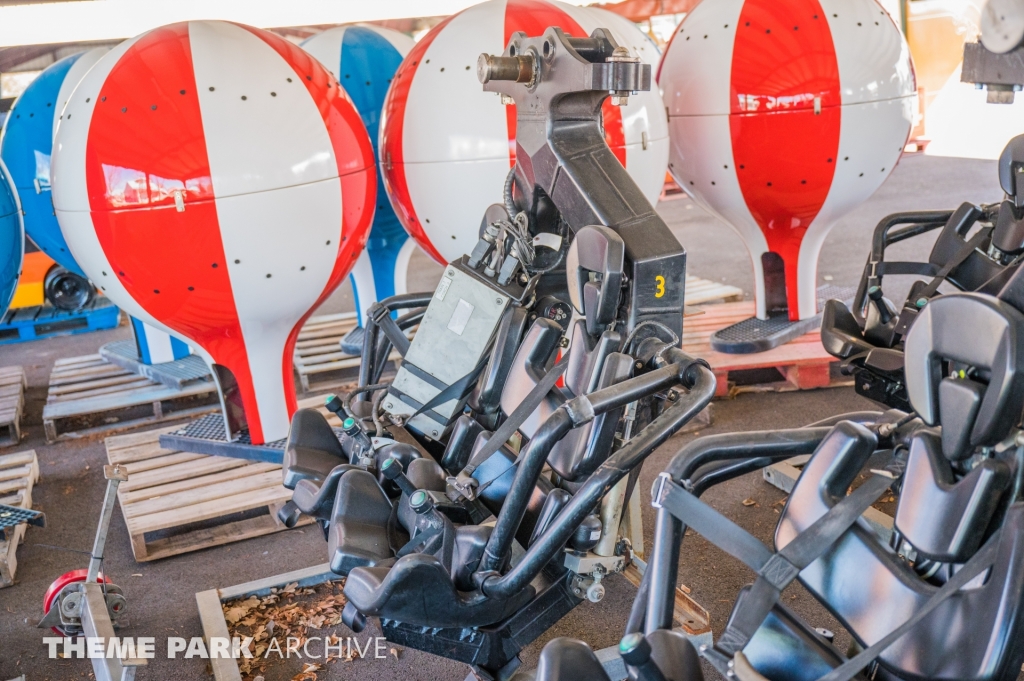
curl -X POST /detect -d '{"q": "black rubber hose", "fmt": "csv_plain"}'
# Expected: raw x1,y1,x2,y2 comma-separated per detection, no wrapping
477,358,703,574
481,364,716,599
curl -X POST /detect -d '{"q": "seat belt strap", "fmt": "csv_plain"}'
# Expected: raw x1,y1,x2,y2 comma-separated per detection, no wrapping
653,467,896,654
449,352,572,500
408,354,491,422
369,302,411,357
818,532,999,681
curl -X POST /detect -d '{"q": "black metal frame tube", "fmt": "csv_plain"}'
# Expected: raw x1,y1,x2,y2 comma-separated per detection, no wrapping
643,426,832,632
666,427,832,481
479,409,573,572
853,210,953,322
477,358,703,574
371,309,425,385
481,363,716,598
356,292,433,400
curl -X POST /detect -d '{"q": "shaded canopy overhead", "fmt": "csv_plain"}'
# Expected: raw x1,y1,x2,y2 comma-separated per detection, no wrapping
597,0,701,22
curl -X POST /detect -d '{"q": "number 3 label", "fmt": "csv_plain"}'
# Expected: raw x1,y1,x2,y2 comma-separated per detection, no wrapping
655,275,665,298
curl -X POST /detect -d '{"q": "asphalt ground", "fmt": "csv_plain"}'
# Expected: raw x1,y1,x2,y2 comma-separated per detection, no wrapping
0,152,1009,681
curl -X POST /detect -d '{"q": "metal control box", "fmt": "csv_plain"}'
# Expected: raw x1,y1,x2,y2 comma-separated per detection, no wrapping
385,261,511,439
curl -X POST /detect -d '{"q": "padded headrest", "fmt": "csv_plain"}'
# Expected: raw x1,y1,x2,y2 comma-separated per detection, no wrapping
565,225,624,336
999,133,1024,205
904,293,1024,452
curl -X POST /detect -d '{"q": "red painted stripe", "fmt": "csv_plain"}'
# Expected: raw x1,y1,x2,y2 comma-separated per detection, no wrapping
84,22,265,437
503,0,626,167
729,0,840,319
239,23,377,421
379,15,455,265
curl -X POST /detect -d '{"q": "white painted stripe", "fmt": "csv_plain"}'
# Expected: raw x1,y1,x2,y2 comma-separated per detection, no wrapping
393,237,417,296
300,27,345,80
404,157,508,263
624,137,670,207
51,31,202,355
819,0,916,106
51,34,140,213
797,96,912,318
213,179,344,440
52,46,111,143
349,249,377,324
193,21,347,439
401,0,509,164
659,0,745,117
190,20,342,197
142,321,178,364
667,114,770,317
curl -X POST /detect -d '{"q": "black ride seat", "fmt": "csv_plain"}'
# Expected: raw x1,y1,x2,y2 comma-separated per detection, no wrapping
282,408,347,490
742,293,1024,681
543,291,1024,681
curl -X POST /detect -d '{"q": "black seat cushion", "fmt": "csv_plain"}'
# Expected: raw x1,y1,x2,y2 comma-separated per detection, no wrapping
904,293,1024,453
327,470,393,575
776,421,1024,680
893,431,1010,563
283,409,346,490
530,638,611,681
292,463,359,519
344,552,535,628
740,602,855,681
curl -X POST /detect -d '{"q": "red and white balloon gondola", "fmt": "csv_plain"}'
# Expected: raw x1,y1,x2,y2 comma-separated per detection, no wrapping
381,0,669,265
659,0,915,351
52,21,376,443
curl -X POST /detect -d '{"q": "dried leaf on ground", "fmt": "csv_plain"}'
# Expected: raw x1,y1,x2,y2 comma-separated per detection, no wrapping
222,580,347,679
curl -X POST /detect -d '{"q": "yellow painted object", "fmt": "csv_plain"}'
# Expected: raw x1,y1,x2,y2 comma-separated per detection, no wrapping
10,251,56,309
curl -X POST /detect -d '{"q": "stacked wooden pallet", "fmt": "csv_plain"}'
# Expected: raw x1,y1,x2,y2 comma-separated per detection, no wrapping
293,312,409,392
43,354,220,442
105,427,311,562
683,275,743,306
0,450,39,587
0,366,26,447
292,312,359,392
682,301,849,397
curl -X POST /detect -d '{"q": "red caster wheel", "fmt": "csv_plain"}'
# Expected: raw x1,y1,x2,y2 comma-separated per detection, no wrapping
43,569,108,636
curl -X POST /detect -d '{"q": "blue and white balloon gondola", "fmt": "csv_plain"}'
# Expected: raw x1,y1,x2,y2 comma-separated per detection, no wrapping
301,25,415,354
1,47,193,363
0,160,24,319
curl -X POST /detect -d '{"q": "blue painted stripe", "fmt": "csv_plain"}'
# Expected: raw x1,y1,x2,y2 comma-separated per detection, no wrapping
0,52,86,276
339,26,404,151
130,316,153,364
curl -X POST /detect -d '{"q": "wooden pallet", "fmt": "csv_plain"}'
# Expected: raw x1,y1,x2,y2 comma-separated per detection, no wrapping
293,312,404,392
683,275,743,306
0,450,39,587
43,354,221,443
293,312,359,392
105,426,312,562
0,296,121,345
0,366,26,447
683,301,851,397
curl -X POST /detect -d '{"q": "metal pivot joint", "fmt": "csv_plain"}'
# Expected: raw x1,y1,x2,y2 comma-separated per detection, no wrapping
478,27,686,348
